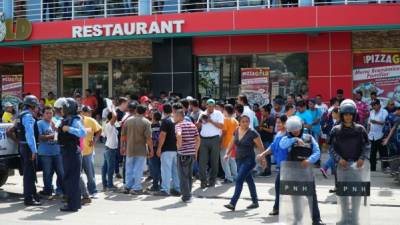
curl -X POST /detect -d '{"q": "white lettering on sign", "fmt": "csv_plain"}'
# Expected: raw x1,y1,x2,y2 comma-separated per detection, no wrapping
72,20,185,38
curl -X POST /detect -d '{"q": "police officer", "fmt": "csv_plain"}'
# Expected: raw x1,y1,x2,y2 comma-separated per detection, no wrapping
330,99,370,225
17,95,41,206
279,116,326,225
55,97,87,212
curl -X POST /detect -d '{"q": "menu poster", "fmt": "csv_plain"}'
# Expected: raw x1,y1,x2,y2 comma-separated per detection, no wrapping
353,51,400,106
2,74,23,98
240,68,270,106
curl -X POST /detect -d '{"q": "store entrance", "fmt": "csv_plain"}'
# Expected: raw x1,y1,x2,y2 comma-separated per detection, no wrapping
62,61,112,98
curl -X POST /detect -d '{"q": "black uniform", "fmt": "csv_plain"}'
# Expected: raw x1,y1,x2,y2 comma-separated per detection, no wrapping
59,115,85,211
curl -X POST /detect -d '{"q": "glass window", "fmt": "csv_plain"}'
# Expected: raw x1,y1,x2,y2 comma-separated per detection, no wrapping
63,63,83,97
256,53,308,99
88,62,109,98
197,53,308,101
112,58,152,98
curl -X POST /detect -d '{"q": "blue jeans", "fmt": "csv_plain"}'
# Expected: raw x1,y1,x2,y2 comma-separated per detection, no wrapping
39,154,64,195
102,147,117,188
125,156,146,191
160,151,180,193
82,153,97,195
230,157,258,206
322,154,335,173
149,155,161,189
220,149,237,182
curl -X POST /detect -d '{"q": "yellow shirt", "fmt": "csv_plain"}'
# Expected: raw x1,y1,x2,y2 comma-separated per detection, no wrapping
2,112,15,123
221,117,239,149
82,116,102,156
45,98,56,107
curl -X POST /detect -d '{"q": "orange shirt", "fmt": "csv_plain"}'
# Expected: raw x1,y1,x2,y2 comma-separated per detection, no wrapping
221,117,239,149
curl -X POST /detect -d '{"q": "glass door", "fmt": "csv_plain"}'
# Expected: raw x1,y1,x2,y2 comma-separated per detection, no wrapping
62,63,83,97
87,62,111,98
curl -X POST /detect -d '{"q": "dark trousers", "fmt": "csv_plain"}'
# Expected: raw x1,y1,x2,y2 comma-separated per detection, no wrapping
177,154,195,200
149,155,161,190
20,144,37,202
62,147,82,210
370,138,389,171
273,172,280,210
230,157,258,206
199,136,220,184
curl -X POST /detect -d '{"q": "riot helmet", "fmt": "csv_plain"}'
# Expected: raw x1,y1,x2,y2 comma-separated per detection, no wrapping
54,97,78,116
286,116,304,137
339,99,357,121
23,95,39,109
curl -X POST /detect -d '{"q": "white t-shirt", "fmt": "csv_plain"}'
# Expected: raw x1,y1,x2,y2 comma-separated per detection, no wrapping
243,105,255,129
368,108,388,140
104,123,119,149
199,110,224,137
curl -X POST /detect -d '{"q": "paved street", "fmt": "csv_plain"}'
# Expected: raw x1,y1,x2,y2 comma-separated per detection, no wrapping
1,146,399,225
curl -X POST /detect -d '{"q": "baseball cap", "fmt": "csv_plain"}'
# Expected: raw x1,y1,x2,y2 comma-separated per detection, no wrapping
207,99,216,105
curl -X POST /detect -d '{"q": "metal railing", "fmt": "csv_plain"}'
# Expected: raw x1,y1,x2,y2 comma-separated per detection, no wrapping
3,0,399,22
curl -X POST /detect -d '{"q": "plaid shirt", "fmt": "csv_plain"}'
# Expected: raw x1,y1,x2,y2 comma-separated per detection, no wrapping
356,100,369,125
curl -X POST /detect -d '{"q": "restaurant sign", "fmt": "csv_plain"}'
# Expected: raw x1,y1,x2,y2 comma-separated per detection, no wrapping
72,20,185,38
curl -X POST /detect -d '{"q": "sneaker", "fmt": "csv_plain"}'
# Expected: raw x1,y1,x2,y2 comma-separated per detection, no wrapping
170,189,181,197
320,168,328,179
81,197,91,205
89,193,98,199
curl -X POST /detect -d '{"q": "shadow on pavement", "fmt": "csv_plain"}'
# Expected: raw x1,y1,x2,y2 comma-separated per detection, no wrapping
153,200,187,211
217,209,259,220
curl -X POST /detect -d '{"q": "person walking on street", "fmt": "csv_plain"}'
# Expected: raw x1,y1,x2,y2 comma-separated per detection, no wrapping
223,115,265,211
174,109,200,203
101,108,118,191
220,104,239,183
196,99,224,188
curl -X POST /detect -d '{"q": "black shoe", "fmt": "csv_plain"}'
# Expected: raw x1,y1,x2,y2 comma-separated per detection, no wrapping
60,206,78,212
130,190,144,195
153,191,169,197
329,188,337,193
246,202,259,209
170,189,181,197
208,181,216,188
115,173,123,179
224,203,235,211
24,200,42,206
81,197,92,205
146,186,160,192
312,220,326,225
39,190,52,197
269,209,279,216
181,197,192,203
200,182,207,189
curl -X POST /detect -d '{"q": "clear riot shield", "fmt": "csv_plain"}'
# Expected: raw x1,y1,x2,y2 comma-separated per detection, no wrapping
336,161,371,225
279,161,314,225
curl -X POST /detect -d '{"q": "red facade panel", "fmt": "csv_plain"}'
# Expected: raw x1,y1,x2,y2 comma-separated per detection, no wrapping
230,35,268,54
308,51,330,77
269,34,308,52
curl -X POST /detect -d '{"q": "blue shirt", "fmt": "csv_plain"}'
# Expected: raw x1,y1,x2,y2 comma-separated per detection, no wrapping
37,120,60,156
269,132,288,168
21,110,37,154
309,108,322,135
296,110,313,134
279,133,321,164
68,117,87,138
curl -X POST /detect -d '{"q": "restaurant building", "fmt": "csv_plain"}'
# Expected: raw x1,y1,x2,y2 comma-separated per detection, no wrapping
0,1,399,104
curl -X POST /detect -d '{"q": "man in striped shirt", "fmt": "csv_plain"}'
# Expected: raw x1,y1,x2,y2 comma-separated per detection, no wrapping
174,109,200,203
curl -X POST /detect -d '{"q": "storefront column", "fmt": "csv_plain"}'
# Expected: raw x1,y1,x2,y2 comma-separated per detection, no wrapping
23,46,41,97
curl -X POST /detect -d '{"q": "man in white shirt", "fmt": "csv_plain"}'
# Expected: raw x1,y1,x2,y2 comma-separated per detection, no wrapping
237,95,255,129
196,99,224,189
368,99,389,171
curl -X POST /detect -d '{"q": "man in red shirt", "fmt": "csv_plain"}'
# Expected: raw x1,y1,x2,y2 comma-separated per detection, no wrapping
354,90,369,127
82,89,98,113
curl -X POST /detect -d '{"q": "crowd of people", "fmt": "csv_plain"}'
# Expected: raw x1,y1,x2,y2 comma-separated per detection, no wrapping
2,87,399,223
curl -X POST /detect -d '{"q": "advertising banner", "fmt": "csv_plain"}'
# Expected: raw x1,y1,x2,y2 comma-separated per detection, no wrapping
240,68,270,106
2,74,23,97
353,51,400,106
